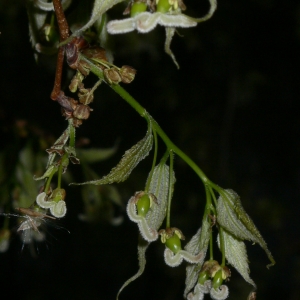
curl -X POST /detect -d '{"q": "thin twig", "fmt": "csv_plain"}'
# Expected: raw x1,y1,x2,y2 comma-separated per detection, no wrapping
51,47,64,100
51,0,71,100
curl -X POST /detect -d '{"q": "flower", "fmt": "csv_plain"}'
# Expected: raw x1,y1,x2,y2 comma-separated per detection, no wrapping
187,280,229,300
106,0,217,67
36,190,67,218
126,191,159,242
159,227,205,267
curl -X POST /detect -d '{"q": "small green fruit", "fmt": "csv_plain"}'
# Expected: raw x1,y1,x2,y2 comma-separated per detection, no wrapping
136,194,151,217
212,269,223,289
156,0,172,13
165,233,182,254
198,271,209,285
130,2,147,17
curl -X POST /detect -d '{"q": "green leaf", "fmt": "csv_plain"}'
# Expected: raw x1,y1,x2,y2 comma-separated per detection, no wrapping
147,162,175,230
72,124,153,185
76,145,117,164
216,189,275,268
184,215,210,297
72,0,125,36
116,237,149,300
217,230,256,289
164,27,179,69
33,164,58,181
26,0,48,49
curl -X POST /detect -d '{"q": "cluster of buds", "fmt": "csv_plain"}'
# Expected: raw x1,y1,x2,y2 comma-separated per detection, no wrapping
56,91,92,127
187,260,231,300
55,36,137,126
123,0,187,16
65,36,137,85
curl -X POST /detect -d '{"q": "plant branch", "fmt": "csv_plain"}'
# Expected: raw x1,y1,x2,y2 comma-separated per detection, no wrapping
81,55,210,185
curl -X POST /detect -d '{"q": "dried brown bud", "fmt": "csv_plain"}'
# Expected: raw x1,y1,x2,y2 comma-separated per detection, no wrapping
79,88,94,105
65,37,88,69
104,68,122,84
72,118,83,127
119,65,137,83
57,91,77,112
81,46,107,63
69,71,84,93
73,104,91,120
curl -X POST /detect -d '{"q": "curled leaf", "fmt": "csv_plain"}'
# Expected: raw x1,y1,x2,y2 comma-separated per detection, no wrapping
216,189,275,268
116,237,149,300
210,285,229,300
184,216,210,297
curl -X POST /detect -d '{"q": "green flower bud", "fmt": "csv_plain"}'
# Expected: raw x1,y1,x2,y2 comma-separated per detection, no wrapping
212,269,223,289
130,2,147,17
165,232,182,254
51,188,66,203
198,271,209,285
156,0,172,13
136,193,151,217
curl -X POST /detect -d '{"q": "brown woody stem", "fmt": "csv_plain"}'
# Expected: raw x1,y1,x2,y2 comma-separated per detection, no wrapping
52,0,70,40
51,0,71,100
51,47,64,100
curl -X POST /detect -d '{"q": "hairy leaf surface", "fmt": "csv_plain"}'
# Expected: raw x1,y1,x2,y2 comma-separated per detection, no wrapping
116,236,149,300
216,189,275,267
147,163,175,230
73,124,153,185
184,216,210,297
217,231,256,288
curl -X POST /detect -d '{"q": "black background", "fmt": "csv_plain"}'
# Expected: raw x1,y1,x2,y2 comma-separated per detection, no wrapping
0,0,299,299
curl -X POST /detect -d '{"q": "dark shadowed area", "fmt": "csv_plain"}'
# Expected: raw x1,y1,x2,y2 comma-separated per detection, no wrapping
0,0,299,299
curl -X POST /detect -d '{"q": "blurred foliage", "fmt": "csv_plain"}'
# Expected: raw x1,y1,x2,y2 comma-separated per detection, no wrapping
0,0,299,299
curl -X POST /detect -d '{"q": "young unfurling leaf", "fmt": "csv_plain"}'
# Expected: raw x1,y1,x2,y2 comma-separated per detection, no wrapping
184,216,210,297
73,122,153,185
116,237,148,300
216,189,275,268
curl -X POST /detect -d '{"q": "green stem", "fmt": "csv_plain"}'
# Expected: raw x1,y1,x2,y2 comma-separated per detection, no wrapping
83,56,210,185
57,153,68,189
209,226,213,260
68,119,75,148
166,150,174,228
44,168,56,193
219,226,226,266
